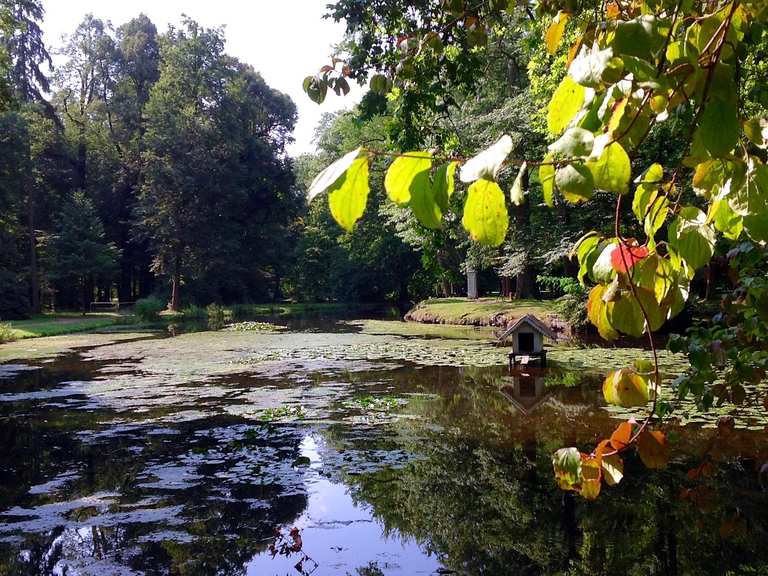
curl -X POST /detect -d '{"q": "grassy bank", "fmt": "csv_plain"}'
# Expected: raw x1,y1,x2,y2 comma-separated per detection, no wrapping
3,313,123,340
405,297,559,328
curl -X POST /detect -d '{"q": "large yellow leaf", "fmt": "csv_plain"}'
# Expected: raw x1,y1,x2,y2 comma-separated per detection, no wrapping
461,179,509,247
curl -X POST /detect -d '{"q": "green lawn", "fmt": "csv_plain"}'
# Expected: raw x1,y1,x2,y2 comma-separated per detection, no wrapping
405,297,557,326
4,313,122,339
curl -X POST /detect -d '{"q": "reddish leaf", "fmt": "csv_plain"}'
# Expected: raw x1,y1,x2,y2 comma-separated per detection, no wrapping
611,242,649,273
610,421,633,450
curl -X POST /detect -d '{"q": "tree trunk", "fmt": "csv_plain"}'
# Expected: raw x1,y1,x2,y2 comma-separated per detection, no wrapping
77,125,87,189
28,177,39,313
81,277,89,315
168,257,181,311
515,267,540,299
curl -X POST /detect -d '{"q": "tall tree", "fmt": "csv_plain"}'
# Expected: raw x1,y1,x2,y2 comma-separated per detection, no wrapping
44,190,119,312
0,0,54,313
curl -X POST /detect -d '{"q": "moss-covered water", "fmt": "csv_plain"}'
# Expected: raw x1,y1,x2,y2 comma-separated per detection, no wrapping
0,318,766,575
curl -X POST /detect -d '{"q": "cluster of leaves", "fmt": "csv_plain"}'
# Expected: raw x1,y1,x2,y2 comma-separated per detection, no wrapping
305,0,768,497
669,242,768,413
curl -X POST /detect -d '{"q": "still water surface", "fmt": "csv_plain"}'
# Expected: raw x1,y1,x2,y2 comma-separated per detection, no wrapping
0,318,767,575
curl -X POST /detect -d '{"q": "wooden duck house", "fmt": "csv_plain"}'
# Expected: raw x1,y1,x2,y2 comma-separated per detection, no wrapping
497,314,554,368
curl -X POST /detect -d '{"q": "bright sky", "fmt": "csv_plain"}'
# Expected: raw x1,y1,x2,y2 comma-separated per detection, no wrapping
41,0,363,156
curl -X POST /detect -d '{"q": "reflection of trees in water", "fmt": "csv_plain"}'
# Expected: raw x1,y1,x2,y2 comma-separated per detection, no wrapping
0,418,312,575
345,427,768,575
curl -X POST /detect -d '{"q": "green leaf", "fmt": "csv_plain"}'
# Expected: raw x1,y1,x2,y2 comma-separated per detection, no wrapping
328,156,370,232
692,159,731,199
612,16,663,60
510,162,527,206
710,195,743,240
547,76,586,135
668,206,716,271
632,163,663,222
461,179,509,247
729,159,768,242
744,116,768,149
569,42,613,88
607,291,646,337
433,161,458,213
459,135,513,183
574,232,600,285
555,164,594,204
410,170,443,229
586,141,631,194
308,148,364,200
552,447,582,491
539,157,556,207
369,73,389,94
692,95,739,159
545,11,569,55
548,127,595,158
385,152,432,205
303,75,327,104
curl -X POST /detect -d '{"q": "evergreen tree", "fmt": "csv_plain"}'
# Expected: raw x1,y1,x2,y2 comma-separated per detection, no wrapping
44,190,119,313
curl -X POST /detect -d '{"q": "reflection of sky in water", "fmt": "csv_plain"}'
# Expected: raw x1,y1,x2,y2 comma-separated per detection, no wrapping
246,436,442,576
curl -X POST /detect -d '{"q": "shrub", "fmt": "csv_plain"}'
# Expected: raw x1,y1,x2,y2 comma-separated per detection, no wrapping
555,289,589,332
134,296,165,322
0,322,16,344
182,304,206,319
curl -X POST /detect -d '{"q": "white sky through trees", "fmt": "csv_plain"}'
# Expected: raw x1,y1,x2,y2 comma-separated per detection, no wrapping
41,0,362,156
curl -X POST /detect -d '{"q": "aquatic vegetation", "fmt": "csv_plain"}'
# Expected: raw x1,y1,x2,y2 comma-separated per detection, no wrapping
259,406,307,422
225,321,288,332
346,395,403,413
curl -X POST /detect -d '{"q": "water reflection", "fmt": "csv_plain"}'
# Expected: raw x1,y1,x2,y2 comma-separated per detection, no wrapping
0,326,766,575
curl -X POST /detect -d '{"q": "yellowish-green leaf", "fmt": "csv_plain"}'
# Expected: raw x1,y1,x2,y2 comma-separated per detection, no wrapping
744,115,768,149
555,163,594,204
586,141,631,194
668,206,716,271
328,156,370,232
588,284,619,341
308,147,363,200
461,179,509,247
632,163,663,222
603,368,650,407
433,161,458,213
385,151,432,204
409,170,443,229
539,157,556,207
547,76,585,135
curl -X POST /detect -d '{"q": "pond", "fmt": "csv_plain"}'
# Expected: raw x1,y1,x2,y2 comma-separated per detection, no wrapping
0,317,766,575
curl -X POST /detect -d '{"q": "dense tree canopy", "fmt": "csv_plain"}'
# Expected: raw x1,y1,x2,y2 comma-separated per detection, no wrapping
0,5,302,314
303,0,768,496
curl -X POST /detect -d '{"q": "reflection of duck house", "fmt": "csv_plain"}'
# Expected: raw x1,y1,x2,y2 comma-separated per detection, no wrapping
498,314,554,368
500,372,549,415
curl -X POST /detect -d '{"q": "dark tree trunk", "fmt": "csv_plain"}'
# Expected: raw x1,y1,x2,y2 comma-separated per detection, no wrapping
515,267,540,299
28,178,39,313
81,277,89,315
